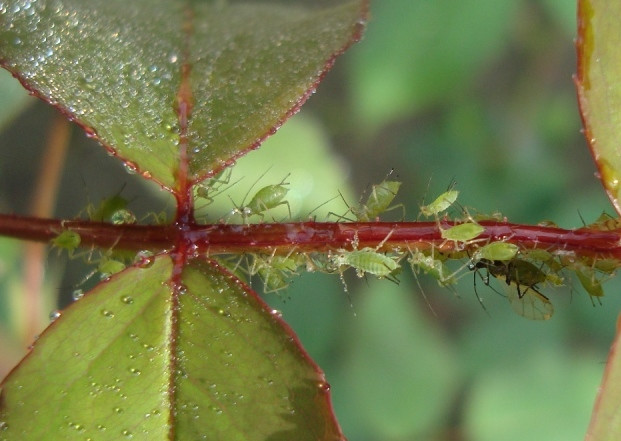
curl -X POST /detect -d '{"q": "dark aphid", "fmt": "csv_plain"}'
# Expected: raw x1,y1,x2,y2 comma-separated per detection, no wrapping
469,258,553,320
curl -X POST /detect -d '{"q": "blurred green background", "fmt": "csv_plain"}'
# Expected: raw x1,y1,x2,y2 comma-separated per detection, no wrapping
0,1,618,440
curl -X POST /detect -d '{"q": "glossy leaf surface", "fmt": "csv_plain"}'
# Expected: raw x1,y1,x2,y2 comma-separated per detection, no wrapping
0,0,366,190
0,256,343,440
576,0,621,214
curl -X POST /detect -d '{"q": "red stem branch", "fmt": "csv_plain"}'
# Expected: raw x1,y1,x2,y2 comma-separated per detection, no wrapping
2,214,620,260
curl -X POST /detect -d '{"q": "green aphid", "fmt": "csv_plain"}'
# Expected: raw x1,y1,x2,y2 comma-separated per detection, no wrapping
594,258,620,274
575,267,604,298
351,180,403,221
408,249,455,286
572,260,606,298
587,212,621,231
441,222,484,242
331,248,400,279
88,192,131,223
195,168,233,203
474,242,519,262
231,174,291,222
251,253,303,293
51,230,81,254
110,209,137,225
97,256,127,278
420,189,459,217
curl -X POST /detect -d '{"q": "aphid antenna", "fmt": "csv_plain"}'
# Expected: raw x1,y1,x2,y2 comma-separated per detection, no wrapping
305,194,341,221
577,209,588,228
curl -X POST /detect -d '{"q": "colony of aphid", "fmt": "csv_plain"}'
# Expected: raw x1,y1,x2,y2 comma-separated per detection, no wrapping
51,169,620,321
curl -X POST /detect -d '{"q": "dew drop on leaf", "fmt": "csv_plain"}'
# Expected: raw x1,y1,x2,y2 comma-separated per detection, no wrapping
71,289,84,301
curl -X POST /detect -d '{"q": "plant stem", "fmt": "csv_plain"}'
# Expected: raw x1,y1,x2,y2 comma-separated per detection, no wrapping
1,214,619,261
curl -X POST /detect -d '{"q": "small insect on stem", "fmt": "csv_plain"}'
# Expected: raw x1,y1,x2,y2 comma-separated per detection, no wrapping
86,185,136,225
229,170,291,223
51,230,81,257
327,231,403,292
248,249,304,294
439,221,485,251
420,181,459,217
194,168,241,207
330,170,404,221
469,250,553,320
408,248,455,287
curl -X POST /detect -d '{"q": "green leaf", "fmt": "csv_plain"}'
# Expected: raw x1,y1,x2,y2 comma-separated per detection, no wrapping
576,0,621,214
0,0,367,191
0,255,343,440
585,314,621,441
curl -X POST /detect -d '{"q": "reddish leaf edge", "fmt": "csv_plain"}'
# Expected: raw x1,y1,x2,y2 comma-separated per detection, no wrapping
0,0,370,200
585,312,621,440
574,0,621,215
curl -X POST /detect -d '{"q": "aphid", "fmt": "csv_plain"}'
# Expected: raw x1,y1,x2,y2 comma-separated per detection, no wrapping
87,187,135,224
420,184,459,217
473,241,519,262
350,179,403,221
583,212,621,231
249,251,304,293
230,173,291,223
469,258,553,320
440,222,485,243
327,232,403,291
51,230,81,256
330,170,404,222
408,249,455,287
195,168,240,206
570,259,612,302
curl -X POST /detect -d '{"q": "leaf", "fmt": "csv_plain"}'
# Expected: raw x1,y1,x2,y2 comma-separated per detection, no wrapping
576,0,621,215
585,314,621,441
0,255,344,440
0,0,367,191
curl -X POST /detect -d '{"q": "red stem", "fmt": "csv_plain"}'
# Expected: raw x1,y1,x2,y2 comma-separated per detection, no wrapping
2,214,620,260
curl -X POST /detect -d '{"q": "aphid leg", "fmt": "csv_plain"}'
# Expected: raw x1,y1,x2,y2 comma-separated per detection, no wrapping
326,190,356,222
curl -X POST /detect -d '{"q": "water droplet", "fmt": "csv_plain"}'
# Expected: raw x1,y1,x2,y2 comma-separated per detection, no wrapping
114,407,124,414
121,296,134,305
101,309,115,318
318,381,331,392
128,367,141,376
49,310,61,321
123,162,137,175
133,250,154,268
72,289,84,301
270,309,282,318
121,428,132,437
96,424,106,431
